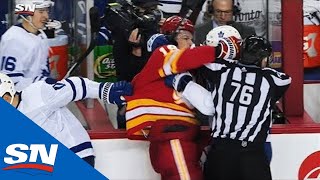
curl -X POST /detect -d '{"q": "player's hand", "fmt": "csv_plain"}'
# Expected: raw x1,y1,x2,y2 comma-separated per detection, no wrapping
102,81,133,105
165,72,193,92
215,36,241,60
128,28,141,45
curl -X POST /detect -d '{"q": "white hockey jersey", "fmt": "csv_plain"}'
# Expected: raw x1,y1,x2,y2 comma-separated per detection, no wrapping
158,0,182,14
16,77,105,158
0,25,50,92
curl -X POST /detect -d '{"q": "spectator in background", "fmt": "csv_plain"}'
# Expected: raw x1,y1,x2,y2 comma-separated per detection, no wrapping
194,0,255,45
105,0,161,128
110,0,161,82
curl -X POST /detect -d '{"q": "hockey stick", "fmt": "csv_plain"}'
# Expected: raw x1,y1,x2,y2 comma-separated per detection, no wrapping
63,7,101,79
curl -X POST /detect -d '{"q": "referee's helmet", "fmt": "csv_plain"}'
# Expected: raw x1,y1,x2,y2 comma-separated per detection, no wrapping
240,35,272,66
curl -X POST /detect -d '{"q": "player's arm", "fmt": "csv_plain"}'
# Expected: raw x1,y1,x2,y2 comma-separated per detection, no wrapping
157,45,215,78
266,68,292,104
165,72,214,115
182,81,215,115
158,36,240,77
41,77,133,109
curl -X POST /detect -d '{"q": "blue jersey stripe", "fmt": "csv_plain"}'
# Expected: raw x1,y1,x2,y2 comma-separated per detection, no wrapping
70,142,93,153
80,77,87,99
7,73,24,77
33,76,39,83
38,76,45,81
65,78,76,101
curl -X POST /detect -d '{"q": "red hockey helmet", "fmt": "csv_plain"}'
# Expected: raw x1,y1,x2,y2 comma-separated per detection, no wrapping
161,15,194,35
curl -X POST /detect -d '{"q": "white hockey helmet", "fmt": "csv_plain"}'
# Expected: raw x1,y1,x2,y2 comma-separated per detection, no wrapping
0,73,16,104
205,25,242,47
15,0,54,15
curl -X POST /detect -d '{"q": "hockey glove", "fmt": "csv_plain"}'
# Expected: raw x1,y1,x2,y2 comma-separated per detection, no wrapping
165,72,193,92
102,81,133,105
215,36,241,60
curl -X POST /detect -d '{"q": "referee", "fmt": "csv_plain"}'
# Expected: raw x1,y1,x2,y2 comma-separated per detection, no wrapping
170,35,291,180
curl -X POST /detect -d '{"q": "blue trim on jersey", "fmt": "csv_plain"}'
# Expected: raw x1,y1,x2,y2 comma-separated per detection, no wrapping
33,76,39,83
16,92,22,108
45,78,58,84
80,77,87,99
159,0,182,5
99,83,104,99
38,76,45,81
7,73,24,77
70,142,93,153
65,78,76,101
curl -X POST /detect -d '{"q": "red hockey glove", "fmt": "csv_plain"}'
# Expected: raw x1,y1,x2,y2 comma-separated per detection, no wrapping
215,36,241,60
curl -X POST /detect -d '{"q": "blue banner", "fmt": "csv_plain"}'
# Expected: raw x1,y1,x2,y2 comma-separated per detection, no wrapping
0,99,108,180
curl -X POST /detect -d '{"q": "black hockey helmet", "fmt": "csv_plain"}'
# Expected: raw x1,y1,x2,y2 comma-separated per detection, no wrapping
240,35,272,66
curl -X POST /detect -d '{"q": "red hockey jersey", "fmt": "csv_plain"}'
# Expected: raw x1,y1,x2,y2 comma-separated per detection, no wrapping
125,45,216,139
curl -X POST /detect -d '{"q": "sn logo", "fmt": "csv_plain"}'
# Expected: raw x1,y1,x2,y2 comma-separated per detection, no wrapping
15,4,36,15
3,144,58,173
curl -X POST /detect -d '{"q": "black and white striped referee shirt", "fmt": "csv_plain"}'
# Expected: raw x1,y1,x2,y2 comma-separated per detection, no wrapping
182,60,291,143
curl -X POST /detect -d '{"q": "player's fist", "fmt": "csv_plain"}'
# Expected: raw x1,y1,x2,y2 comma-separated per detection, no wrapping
215,36,241,60
102,81,133,105
165,72,193,92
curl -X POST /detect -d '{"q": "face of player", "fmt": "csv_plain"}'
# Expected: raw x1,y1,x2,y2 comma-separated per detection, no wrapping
261,57,268,68
212,0,234,25
176,30,193,49
2,94,17,107
31,8,49,29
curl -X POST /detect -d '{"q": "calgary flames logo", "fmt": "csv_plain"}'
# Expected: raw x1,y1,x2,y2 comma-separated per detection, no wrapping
299,151,320,180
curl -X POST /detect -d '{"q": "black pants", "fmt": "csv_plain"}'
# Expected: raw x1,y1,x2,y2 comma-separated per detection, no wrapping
204,138,272,180
82,155,95,167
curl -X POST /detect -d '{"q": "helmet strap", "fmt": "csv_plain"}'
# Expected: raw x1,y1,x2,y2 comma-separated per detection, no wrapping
20,15,48,38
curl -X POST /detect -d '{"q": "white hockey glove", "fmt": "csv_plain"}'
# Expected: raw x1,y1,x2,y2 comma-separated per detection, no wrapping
102,81,133,105
215,36,241,60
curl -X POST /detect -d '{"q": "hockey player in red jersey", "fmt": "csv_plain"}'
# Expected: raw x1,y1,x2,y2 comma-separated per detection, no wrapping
124,16,241,180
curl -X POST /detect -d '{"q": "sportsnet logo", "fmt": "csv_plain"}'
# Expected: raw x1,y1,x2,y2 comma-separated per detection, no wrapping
15,4,36,15
299,151,320,180
3,144,58,174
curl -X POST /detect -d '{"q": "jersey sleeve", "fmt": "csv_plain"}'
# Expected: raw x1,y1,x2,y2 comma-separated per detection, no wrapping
39,77,104,109
0,36,50,91
157,45,216,77
182,81,215,115
265,68,292,103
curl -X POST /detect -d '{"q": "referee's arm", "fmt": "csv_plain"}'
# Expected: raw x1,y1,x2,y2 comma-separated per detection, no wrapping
268,68,292,104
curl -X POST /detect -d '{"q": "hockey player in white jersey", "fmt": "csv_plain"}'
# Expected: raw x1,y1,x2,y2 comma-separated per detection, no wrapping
0,73,133,166
0,0,54,91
